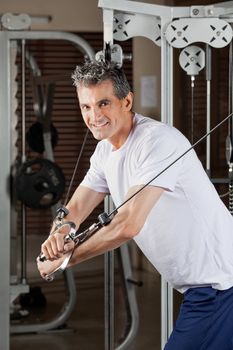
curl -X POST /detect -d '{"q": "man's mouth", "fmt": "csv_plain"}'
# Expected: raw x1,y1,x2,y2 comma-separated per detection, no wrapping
92,121,109,128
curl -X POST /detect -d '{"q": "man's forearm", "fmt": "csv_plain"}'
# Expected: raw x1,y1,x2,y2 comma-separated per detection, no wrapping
68,208,132,266
68,185,164,267
65,185,107,228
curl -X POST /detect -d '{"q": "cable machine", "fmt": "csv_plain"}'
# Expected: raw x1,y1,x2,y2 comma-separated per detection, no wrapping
0,12,140,350
0,19,94,349
2,2,233,349
96,0,233,348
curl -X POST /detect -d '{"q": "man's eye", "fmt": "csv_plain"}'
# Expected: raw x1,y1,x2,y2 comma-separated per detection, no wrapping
81,105,89,111
100,101,109,107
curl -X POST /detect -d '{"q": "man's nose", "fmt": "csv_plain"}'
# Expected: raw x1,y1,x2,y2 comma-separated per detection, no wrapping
90,107,101,122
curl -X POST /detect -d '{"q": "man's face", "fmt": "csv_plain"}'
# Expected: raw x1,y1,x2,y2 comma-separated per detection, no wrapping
77,79,133,149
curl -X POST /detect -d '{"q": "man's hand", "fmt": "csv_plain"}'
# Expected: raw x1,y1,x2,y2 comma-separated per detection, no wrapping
37,225,75,280
36,254,65,280
40,225,75,260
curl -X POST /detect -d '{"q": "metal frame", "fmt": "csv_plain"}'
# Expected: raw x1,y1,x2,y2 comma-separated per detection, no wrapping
0,31,11,350
104,196,139,350
97,1,233,348
0,26,139,350
2,1,233,347
104,197,115,350
0,29,95,350
117,244,139,350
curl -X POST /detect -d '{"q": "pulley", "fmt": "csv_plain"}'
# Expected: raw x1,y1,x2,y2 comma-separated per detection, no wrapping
179,45,205,143
179,45,205,77
26,121,58,154
95,43,132,67
16,159,65,209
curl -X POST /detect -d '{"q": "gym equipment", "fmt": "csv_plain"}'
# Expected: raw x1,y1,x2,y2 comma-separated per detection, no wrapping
2,2,233,349
30,76,58,157
0,24,139,350
179,45,205,143
19,286,47,308
0,28,95,349
97,1,233,348
226,41,233,214
15,158,65,209
26,121,58,154
38,208,115,280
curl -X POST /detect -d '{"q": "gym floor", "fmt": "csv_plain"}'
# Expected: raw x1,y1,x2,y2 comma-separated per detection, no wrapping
10,235,167,350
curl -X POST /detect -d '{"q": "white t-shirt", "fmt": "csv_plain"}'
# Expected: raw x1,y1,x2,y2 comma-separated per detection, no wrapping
81,113,233,293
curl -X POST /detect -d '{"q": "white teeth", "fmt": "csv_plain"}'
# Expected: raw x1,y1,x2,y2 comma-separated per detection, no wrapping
93,121,108,127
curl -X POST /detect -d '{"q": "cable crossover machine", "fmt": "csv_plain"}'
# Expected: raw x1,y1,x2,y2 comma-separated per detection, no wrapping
96,0,233,349
1,1,233,350
0,11,139,350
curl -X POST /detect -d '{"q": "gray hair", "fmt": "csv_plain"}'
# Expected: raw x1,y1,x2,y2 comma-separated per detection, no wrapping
72,60,131,100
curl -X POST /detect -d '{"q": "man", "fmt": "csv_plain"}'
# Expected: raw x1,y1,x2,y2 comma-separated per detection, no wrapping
38,60,233,349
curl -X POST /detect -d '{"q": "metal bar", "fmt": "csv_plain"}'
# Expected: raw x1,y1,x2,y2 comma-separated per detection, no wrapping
228,42,233,214
11,268,77,333
116,244,139,350
104,196,115,350
167,282,173,340
20,39,27,285
98,0,190,18
7,31,95,60
161,279,168,349
103,8,114,45
161,18,173,125
104,251,115,349
206,45,212,176
160,15,174,350
98,0,233,18
0,31,11,350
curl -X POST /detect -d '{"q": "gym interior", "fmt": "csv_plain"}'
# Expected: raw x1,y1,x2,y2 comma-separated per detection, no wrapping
1,0,233,349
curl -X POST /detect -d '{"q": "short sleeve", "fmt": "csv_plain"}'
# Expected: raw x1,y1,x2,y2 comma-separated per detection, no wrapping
130,131,184,191
80,143,109,194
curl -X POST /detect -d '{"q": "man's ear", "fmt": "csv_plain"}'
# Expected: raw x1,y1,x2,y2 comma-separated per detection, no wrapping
123,92,134,111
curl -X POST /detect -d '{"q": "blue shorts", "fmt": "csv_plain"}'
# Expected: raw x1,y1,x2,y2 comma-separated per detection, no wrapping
164,286,233,350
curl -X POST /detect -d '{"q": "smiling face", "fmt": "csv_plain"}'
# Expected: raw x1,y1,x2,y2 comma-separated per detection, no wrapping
77,79,134,149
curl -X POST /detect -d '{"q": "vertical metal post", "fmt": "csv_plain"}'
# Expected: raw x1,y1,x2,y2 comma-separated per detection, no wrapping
160,16,174,350
104,196,115,350
20,39,27,285
102,9,115,347
161,18,173,125
116,244,139,350
228,42,233,214
0,31,11,350
206,44,211,176
103,8,114,45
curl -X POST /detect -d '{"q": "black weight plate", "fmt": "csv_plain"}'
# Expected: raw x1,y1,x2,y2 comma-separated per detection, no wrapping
16,159,65,209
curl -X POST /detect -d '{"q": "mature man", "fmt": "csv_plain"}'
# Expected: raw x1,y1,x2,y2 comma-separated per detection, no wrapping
38,60,233,349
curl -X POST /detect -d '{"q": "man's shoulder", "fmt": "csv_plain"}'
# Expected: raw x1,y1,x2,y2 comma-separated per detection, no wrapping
94,139,111,155
134,114,174,139
133,114,190,151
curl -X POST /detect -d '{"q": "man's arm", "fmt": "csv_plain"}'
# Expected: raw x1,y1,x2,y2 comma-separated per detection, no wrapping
68,185,164,266
38,184,164,279
66,185,107,227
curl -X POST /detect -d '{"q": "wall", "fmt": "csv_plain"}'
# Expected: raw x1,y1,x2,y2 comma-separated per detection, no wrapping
132,0,170,120
133,36,162,119
0,0,102,31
